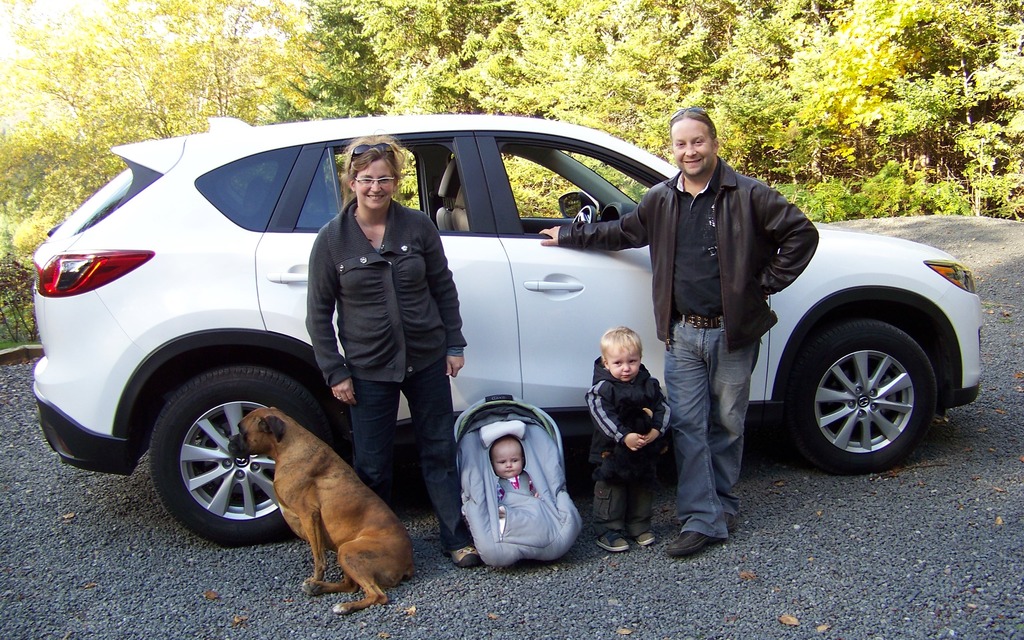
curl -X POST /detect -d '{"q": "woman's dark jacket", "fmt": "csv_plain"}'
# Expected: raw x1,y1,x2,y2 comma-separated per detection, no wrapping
306,201,466,385
558,160,819,351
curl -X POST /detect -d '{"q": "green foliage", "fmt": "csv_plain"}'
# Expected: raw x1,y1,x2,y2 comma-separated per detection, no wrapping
3,0,1023,269
0,0,309,258
0,256,37,343
780,161,972,222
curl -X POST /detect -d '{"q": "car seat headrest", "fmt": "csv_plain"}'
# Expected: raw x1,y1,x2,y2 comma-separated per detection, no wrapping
479,420,527,448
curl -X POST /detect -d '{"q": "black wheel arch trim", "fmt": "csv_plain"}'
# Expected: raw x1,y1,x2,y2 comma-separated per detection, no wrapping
112,329,327,459
771,286,967,409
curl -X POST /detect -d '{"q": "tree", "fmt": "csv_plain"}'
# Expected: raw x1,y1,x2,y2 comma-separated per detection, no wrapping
0,0,309,257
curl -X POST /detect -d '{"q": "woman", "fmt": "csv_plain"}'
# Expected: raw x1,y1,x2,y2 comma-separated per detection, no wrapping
306,135,480,568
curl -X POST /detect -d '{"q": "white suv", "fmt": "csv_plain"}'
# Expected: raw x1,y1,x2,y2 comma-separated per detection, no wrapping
33,115,982,545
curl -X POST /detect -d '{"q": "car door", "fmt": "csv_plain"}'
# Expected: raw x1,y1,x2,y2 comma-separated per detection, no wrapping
254,136,523,415
477,136,665,411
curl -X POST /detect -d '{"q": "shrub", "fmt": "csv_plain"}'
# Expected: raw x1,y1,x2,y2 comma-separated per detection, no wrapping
0,257,38,343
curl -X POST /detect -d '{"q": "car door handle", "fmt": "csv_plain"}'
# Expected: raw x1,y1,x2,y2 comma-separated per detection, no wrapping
267,272,308,284
523,280,584,292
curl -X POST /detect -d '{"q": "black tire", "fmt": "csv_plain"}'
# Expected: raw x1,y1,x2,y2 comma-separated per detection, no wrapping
149,366,331,546
784,319,937,474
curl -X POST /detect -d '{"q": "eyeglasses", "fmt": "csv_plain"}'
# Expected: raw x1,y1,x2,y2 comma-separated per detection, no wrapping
351,142,394,157
671,107,708,121
353,176,396,187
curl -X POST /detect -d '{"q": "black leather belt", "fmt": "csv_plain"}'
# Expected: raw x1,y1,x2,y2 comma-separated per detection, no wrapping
683,314,723,329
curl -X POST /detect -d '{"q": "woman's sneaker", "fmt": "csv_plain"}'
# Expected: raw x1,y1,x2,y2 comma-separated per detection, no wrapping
596,531,629,552
450,545,482,568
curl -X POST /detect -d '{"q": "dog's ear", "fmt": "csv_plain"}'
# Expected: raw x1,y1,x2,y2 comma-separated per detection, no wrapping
264,414,288,441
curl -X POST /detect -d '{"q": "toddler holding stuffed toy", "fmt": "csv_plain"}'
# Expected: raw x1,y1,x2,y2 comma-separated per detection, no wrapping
586,326,670,552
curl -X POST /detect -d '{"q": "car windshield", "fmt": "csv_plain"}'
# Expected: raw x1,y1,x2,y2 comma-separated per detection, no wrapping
49,169,133,240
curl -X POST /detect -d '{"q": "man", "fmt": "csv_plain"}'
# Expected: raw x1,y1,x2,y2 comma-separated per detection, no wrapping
540,108,819,557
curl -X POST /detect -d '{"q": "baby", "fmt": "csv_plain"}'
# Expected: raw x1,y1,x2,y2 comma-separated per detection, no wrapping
489,434,539,533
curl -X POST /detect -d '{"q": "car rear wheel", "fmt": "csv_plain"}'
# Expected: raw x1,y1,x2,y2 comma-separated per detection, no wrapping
149,366,332,545
784,319,937,474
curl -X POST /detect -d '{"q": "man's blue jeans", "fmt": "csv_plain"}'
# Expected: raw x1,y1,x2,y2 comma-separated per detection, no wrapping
348,357,471,552
665,321,758,539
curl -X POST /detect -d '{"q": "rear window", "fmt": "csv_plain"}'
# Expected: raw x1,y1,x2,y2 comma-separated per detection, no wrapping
49,169,134,240
195,147,301,231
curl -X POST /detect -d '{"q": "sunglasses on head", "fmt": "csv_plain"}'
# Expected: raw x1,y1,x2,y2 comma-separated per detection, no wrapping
351,142,394,157
671,107,708,121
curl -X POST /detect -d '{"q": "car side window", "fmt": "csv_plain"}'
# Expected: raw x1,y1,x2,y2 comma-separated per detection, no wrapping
296,146,425,232
195,146,301,231
498,143,646,234
296,149,343,231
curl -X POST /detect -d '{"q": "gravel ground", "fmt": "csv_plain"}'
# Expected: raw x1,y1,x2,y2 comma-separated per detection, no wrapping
2,216,1022,640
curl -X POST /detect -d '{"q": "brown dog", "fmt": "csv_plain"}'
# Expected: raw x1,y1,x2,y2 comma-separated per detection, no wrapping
228,407,414,614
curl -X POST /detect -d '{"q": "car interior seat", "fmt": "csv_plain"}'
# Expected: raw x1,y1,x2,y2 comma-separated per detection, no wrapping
436,157,469,231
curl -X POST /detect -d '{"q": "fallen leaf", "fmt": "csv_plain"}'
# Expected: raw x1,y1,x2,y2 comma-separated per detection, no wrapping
82,582,98,589
739,570,757,580
779,614,800,626
377,633,390,639
403,606,416,616
995,516,1004,526
231,616,248,628
994,486,1007,493
816,623,831,632
62,512,76,521
616,628,633,635
994,409,1006,415
487,613,500,620
203,590,220,601
773,480,786,487
1019,456,1024,464
815,510,823,517
1013,371,1023,379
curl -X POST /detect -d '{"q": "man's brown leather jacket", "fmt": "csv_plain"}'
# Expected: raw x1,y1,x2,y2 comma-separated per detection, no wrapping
557,160,819,352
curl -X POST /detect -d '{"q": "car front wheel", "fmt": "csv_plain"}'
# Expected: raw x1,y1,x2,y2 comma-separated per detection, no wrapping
784,319,937,474
149,366,332,545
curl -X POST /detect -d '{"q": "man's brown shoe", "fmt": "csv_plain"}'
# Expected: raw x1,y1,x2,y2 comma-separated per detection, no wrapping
666,531,723,557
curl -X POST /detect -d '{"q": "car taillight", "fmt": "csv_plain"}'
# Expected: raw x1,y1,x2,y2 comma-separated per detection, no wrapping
35,251,155,298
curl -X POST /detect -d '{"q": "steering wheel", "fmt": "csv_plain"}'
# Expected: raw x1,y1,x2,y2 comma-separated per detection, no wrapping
574,205,596,224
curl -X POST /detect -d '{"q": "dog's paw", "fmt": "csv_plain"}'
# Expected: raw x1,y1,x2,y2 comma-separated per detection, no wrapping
302,578,324,596
332,602,356,615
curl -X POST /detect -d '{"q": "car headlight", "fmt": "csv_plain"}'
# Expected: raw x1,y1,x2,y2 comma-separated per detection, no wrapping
925,260,975,293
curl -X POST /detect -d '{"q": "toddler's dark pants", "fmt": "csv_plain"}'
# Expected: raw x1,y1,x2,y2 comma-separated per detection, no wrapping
593,479,653,537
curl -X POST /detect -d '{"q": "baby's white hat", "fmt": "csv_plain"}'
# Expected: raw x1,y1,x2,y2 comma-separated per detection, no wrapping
479,419,527,448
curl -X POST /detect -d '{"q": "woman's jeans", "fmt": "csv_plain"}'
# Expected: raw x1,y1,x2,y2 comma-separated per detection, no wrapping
348,356,471,552
665,321,758,539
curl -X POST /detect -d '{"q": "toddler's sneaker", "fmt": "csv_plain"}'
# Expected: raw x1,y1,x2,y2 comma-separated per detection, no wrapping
596,531,629,552
634,531,656,546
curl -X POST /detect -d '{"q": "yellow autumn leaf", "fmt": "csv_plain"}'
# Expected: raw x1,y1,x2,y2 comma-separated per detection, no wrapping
404,606,417,616
616,628,633,635
816,623,831,632
779,614,800,626
995,516,1004,525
